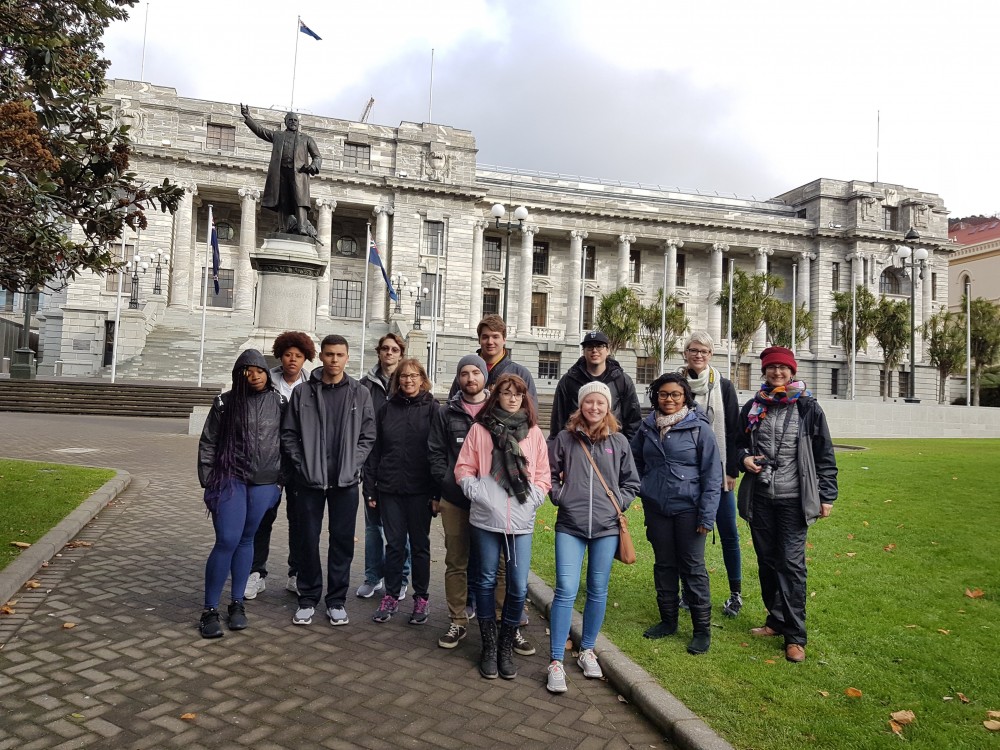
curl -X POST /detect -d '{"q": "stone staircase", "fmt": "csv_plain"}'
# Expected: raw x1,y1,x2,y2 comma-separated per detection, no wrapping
0,378,219,418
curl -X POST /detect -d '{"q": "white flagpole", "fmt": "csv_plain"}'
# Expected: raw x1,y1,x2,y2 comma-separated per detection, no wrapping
727,258,734,381
791,263,797,353
850,275,857,400
197,205,213,387
139,1,150,81
359,224,372,377
428,48,435,122
290,16,301,111
110,230,129,384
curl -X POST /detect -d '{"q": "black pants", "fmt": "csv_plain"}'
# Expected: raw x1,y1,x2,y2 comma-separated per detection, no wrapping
749,493,808,645
251,484,301,578
380,492,432,601
294,484,359,609
645,508,710,611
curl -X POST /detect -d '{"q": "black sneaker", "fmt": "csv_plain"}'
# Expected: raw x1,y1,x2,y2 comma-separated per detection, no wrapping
199,608,223,639
438,622,467,648
513,628,535,656
227,601,248,631
722,592,743,618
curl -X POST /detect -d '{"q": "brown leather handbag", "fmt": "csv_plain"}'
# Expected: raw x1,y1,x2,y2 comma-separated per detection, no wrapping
574,436,636,564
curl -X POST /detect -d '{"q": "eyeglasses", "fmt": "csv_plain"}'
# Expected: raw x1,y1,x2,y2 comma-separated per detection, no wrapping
685,348,711,357
379,346,401,353
656,391,686,401
398,373,420,381
498,390,523,399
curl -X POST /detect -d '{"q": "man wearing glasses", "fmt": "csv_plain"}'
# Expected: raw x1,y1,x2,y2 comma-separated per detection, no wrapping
549,330,642,441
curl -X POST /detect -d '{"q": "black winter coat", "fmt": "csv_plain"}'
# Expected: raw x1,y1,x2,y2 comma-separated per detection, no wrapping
363,390,441,499
427,393,478,509
447,348,538,408
550,357,642,441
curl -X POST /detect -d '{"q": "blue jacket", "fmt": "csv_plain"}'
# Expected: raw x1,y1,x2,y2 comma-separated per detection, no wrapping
630,406,722,530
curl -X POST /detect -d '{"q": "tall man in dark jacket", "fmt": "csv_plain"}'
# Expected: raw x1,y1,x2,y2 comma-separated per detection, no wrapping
281,334,375,627
448,314,537,408
549,331,642,441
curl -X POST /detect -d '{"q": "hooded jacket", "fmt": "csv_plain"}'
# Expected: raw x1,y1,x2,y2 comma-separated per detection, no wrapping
427,392,481,509
360,363,391,415
198,349,284,488
630,406,722,529
548,428,640,540
363,389,440,499
550,356,642,441
280,368,376,490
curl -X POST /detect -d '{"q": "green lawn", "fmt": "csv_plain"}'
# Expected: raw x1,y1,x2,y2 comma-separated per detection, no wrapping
531,439,1000,750
0,459,115,573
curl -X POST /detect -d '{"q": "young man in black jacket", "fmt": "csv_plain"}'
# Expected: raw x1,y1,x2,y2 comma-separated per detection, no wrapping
448,315,538,408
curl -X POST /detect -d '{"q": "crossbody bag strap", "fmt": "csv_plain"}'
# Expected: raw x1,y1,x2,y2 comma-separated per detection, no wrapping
573,435,623,515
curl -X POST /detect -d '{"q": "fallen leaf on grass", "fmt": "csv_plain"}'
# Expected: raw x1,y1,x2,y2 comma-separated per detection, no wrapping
845,687,863,698
958,693,970,704
943,696,954,701
937,629,951,635
62,622,76,629
984,720,1000,732
863,521,870,527
965,588,985,599
740,642,749,648
180,713,197,721
764,659,776,664
884,544,896,552
931,541,939,545
542,525,552,532
806,542,814,550
884,499,892,503
888,720,904,736
846,552,857,557
904,624,917,629
891,710,915,725
847,533,855,540
818,691,830,698
10,541,30,549
988,711,1000,719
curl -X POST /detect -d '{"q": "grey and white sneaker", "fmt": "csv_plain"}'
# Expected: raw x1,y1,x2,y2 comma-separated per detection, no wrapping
327,606,349,626
356,579,384,598
286,575,298,594
244,572,265,600
546,661,568,693
292,606,314,625
398,584,407,601
722,592,743,618
577,648,603,679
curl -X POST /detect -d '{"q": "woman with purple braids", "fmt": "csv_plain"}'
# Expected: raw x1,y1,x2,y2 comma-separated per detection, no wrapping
197,350,285,638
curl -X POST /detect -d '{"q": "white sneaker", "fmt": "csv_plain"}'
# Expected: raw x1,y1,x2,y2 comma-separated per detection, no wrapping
244,572,265,600
292,606,314,625
286,575,298,594
546,661,568,693
355,579,384,598
327,606,349,626
577,648,603,679
398,584,407,601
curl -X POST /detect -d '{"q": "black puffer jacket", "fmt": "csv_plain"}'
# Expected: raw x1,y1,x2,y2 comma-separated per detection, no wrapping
427,393,479,509
198,349,284,488
550,356,642,441
363,389,441,499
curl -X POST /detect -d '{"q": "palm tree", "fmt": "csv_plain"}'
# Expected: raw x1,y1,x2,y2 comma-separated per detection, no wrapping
594,287,642,355
637,288,689,367
968,296,1000,406
831,285,879,397
716,270,784,371
923,310,967,404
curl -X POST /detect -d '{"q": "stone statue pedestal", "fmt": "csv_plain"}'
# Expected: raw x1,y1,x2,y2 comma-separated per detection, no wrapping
250,234,325,332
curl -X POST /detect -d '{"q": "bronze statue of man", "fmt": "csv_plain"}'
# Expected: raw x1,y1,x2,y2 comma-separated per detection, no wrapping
240,105,322,238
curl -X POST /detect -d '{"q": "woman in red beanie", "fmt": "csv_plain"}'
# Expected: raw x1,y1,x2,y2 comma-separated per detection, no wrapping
736,346,838,663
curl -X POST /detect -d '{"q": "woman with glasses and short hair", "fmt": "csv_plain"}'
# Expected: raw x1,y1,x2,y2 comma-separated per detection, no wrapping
631,373,721,654
454,373,551,680
678,331,743,617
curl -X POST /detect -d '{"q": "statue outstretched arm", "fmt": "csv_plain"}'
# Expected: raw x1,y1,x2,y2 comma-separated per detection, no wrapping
240,104,274,143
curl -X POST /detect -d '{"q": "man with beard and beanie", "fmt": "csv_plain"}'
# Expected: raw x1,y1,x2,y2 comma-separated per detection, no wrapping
448,314,538,409
281,334,376,627
549,330,642,441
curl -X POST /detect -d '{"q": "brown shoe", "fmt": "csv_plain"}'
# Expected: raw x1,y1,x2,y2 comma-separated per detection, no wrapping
750,625,780,637
785,644,806,663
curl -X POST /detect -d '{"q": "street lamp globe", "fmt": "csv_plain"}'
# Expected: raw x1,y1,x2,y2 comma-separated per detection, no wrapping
491,203,505,218
513,205,529,221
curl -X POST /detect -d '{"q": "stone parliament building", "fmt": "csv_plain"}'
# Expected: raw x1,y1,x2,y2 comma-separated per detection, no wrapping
35,79,952,399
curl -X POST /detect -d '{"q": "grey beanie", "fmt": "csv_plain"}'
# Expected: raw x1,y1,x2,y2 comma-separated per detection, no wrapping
457,354,488,382
577,381,612,406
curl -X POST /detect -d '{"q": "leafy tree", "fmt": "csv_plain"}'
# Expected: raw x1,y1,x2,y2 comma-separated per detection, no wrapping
637,288,689,366
716,270,784,371
595,286,641,355
968,297,1000,406
923,310,966,404
765,300,814,351
831,285,879,397
0,0,183,295
872,297,910,400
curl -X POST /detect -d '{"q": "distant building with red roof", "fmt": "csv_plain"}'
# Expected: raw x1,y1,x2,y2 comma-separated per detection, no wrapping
949,218,1000,309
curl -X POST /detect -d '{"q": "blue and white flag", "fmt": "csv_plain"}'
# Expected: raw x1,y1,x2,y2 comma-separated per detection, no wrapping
368,233,397,301
298,19,322,40
210,222,220,295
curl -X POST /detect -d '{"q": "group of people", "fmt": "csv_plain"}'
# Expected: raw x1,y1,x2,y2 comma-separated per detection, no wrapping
196,313,837,694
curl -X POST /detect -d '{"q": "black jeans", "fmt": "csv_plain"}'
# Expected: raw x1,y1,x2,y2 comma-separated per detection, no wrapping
749,493,808,645
379,492,432,601
645,508,710,611
294,484,359,609
251,483,301,578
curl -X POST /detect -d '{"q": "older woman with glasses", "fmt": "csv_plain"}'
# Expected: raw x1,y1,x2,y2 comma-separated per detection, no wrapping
678,332,743,618
631,373,721,654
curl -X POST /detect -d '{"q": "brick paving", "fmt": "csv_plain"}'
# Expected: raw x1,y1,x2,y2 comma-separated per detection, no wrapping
0,413,671,749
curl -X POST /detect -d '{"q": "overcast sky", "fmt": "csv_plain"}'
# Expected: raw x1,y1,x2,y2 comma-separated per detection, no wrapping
103,0,1000,219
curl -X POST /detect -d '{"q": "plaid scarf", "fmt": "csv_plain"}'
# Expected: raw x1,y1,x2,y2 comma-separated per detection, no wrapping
746,381,811,430
480,405,532,504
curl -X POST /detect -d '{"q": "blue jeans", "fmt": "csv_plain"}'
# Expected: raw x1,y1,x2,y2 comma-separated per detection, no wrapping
549,532,618,662
716,488,742,587
362,501,410,588
204,481,280,609
471,527,532,626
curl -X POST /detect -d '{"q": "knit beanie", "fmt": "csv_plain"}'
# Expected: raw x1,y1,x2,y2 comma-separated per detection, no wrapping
577,381,612,406
759,346,797,375
457,354,488,383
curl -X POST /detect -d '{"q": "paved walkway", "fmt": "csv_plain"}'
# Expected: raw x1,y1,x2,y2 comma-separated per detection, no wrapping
0,413,670,749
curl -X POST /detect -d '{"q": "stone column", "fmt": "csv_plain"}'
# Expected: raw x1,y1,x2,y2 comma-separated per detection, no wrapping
234,187,260,313
664,239,683,298
188,195,204,310
920,255,933,361
315,198,336,318
368,205,393,322
470,219,487,324
753,247,772,350
168,182,196,309
516,225,538,336
617,233,636,288
565,229,587,341
708,242,727,343
797,252,815,351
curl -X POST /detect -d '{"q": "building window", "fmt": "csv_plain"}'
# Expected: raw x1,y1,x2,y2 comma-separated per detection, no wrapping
423,221,444,256
206,124,235,152
629,247,641,283
104,243,135,293
484,237,502,273
336,236,360,257
583,245,596,279
200,267,235,308
215,221,235,242
532,241,549,275
831,261,840,292
898,370,909,398
343,142,370,169
636,356,658,384
582,295,595,330
421,271,443,317
879,269,901,295
676,253,686,287
538,351,561,380
830,368,840,396
530,292,547,327
831,315,842,347
330,279,363,318
482,287,500,316
931,272,938,301
884,207,899,231
737,363,751,391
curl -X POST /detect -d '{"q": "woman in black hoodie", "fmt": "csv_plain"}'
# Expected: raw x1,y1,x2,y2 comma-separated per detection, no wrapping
197,350,284,638
363,358,440,625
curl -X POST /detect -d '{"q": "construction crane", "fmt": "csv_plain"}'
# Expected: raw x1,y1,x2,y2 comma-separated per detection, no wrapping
359,97,374,123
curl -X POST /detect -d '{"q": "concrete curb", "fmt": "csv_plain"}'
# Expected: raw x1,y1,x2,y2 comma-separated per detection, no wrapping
528,571,736,750
0,469,131,605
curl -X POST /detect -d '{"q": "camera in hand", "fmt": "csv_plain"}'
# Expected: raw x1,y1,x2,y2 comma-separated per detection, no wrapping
754,457,774,485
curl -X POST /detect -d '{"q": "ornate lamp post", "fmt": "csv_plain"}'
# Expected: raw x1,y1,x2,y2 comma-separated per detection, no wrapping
390,273,408,314
413,286,429,330
489,203,529,320
152,249,169,295
127,255,150,309
895,227,928,401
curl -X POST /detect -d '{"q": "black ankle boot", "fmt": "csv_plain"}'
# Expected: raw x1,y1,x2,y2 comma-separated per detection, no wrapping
497,622,517,679
478,619,498,679
227,601,248,630
687,606,712,654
